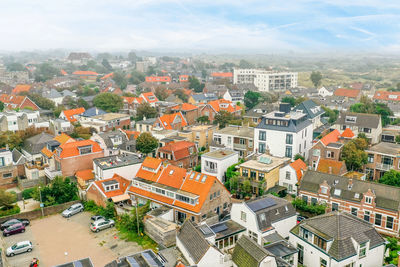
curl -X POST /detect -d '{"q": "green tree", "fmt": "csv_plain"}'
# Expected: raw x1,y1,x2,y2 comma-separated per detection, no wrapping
321,106,339,123
396,135,400,144
93,93,123,112
244,91,261,109
239,60,254,68
146,66,156,76
214,111,234,128
0,101,4,112
129,71,145,85
310,71,322,87
0,189,17,209
32,177,78,207
77,98,89,109
112,71,127,90
136,133,158,154
175,89,188,102
101,58,113,71
136,102,157,121
294,154,305,161
27,93,55,110
282,96,296,107
128,51,138,63
341,138,368,171
34,63,60,82
242,179,252,194
379,170,400,187
155,86,168,101
350,96,393,126
6,62,25,71
197,116,209,124
188,76,205,93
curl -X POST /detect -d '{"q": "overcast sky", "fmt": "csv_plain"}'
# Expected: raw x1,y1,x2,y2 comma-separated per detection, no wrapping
1,0,400,53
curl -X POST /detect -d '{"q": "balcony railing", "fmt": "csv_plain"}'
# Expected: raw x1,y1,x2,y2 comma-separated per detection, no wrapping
233,143,247,150
203,167,217,174
44,167,62,180
375,163,393,171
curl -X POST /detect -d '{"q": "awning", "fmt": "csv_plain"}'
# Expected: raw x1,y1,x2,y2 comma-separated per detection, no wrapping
111,194,130,203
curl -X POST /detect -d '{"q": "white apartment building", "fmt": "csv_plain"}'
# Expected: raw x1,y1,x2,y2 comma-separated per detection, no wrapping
233,69,298,92
0,110,40,132
201,149,239,182
254,104,313,160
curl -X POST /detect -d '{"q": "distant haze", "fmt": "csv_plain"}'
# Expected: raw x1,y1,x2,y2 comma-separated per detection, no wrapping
1,0,400,53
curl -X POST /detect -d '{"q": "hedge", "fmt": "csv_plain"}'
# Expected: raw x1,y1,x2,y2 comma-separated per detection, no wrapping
0,205,20,217
292,198,326,215
22,188,35,199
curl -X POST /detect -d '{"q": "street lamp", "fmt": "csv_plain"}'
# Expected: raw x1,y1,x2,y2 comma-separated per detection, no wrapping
38,186,44,217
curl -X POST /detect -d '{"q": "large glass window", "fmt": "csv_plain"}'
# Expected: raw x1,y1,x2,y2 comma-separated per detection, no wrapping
364,211,370,222
285,146,292,158
259,143,266,153
386,216,394,229
351,207,358,217
359,243,366,258
375,214,382,226
259,131,266,141
286,134,293,144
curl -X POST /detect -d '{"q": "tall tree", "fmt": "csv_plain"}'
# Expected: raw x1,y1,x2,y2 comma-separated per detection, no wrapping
0,101,4,112
214,111,234,128
379,170,400,187
282,96,296,107
34,63,60,82
310,71,322,87
102,58,113,71
188,76,204,93
136,133,158,154
341,137,368,171
244,91,261,109
239,60,254,68
112,71,127,90
136,102,157,121
93,93,123,112
0,189,16,209
155,86,168,101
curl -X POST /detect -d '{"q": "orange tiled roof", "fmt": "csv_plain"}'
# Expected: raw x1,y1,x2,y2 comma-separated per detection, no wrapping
373,91,400,102
123,130,140,140
72,71,99,76
12,84,32,94
158,141,195,160
341,128,355,138
208,99,242,113
62,107,85,122
171,103,198,111
93,174,130,198
41,133,74,158
0,94,39,110
101,72,114,80
158,112,187,130
317,159,345,175
334,88,360,98
57,139,102,159
320,129,341,146
211,72,233,78
76,169,94,181
156,165,187,188
41,147,53,158
60,69,68,76
141,92,158,103
135,157,163,182
290,159,307,182
123,96,143,105
145,76,171,83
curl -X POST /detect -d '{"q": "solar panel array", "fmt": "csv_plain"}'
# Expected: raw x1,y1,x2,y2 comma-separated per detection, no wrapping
199,224,214,236
258,156,272,164
142,250,164,267
126,256,140,267
211,223,228,233
247,198,276,212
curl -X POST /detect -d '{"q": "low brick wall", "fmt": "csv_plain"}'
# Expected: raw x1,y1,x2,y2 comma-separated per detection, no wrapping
17,176,46,190
0,200,81,221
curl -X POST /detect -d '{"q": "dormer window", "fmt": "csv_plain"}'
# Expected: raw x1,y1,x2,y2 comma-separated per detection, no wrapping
321,186,328,194
345,116,357,123
365,196,372,204
78,145,92,155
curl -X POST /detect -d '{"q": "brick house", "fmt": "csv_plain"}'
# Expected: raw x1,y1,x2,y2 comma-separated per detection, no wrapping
0,148,18,189
309,129,354,169
298,170,400,237
316,158,347,176
0,94,39,110
86,174,131,207
333,88,361,101
364,142,400,180
171,103,199,125
72,71,99,81
45,139,104,179
178,124,216,148
157,140,198,169
139,92,159,107
79,113,131,133
155,112,187,131
200,99,242,123
128,157,231,224
12,84,32,95
122,96,143,114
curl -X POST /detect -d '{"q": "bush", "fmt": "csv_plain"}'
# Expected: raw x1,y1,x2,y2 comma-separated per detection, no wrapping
22,188,35,199
0,205,20,217
292,198,326,215
84,200,116,219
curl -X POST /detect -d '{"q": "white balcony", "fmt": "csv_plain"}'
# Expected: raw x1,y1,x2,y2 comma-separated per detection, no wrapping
375,163,393,171
44,167,62,180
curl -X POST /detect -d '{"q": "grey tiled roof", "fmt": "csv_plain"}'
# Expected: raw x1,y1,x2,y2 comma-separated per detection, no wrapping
23,132,54,154
232,235,269,267
335,111,381,129
177,220,210,264
366,141,400,156
98,131,128,149
82,107,106,117
299,170,400,211
256,112,312,133
291,212,385,261
294,99,325,119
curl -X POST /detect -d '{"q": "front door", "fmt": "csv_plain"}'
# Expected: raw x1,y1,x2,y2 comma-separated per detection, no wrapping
176,211,186,224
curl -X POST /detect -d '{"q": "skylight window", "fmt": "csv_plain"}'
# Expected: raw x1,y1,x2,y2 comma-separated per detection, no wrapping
195,174,201,181
334,189,341,196
354,193,360,198
189,172,195,179
169,170,174,175
201,175,207,183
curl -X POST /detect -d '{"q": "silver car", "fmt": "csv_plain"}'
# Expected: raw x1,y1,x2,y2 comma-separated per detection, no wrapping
62,203,84,218
6,240,33,257
90,218,115,232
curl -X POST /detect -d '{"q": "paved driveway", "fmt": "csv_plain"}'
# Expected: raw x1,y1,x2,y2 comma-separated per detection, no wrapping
3,211,142,267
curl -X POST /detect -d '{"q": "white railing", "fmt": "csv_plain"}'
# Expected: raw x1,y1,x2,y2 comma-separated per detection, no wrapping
44,167,62,180
375,163,393,171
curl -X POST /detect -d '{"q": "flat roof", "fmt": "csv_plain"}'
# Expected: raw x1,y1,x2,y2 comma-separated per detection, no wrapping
202,149,238,160
214,125,254,138
94,154,144,170
92,113,129,121
366,142,400,156
239,155,290,172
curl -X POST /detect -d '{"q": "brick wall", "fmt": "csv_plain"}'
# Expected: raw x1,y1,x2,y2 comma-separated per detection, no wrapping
0,165,18,189
86,184,107,207
59,151,104,177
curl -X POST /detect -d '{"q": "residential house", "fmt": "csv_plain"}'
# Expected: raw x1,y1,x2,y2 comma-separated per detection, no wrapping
178,124,216,148
45,139,104,179
212,125,254,159
176,220,227,267
298,170,400,237
309,129,354,169
243,103,275,125
22,132,54,161
373,91,400,103
155,112,187,131
140,92,159,107
318,87,334,98
105,250,165,267
12,148,27,178
279,158,307,195
201,149,239,182
381,125,400,143
122,96,143,115
333,88,361,101
316,158,347,176
86,174,131,207
171,103,199,125
333,112,382,144
0,94,39,110
145,76,171,84
233,235,296,267
289,212,385,267
238,154,290,195
254,103,313,160
0,148,18,189
72,71,99,81
293,99,325,130
79,113,131,132
93,154,144,180
135,118,156,133
223,90,244,104
128,157,232,224
75,169,95,190
188,93,218,105
200,99,242,123
42,88,63,105
59,107,85,123
179,74,189,83
157,140,198,169
67,52,91,64
91,130,129,156
12,84,32,95
231,195,297,244
0,110,41,132
79,107,106,118
49,119,73,135
203,84,230,98
210,72,233,82
365,142,400,180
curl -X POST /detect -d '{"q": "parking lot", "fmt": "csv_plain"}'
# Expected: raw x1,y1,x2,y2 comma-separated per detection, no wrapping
2,211,142,267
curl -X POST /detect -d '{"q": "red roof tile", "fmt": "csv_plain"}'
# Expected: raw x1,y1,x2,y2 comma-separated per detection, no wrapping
76,169,94,181
158,141,196,160
101,72,114,80
158,112,187,130
60,69,68,76
72,71,99,76
171,103,198,111
341,128,355,138
290,159,307,182
61,108,85,122
58,139,102,159
320,129,341,146
140,92,159,103
334,88,360,98
317,159,346,175
12,84,32,94
145,76,171,83
211,72,233,78
93,174,130,198
373,91,400,102
207,99,242,113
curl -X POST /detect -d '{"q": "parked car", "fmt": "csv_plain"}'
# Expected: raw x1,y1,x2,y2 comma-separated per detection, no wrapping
3,223,25,236
62,203,84,218
90,218,115,232
6,240,33,257
297,215,307,224
91,215,105,221
1,218,30,231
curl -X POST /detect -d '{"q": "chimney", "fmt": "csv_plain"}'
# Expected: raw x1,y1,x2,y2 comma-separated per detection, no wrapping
348,178,353,190
279,103,291,114
328,166,332,174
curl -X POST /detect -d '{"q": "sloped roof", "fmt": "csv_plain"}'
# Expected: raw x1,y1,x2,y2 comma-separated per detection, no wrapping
335,112,381,129
141,92,159,103
76,169,95,181
23,132,54,155
12,84,32,94
57,139,102,158
92,174,130,198
334,88,360,98
62,107,85,122
320,129,341,146
316,159,346,175
373,91,400,102
207,99,242,113
294,99,325,119
101,72,114,80
158,112,187,130
211,72,233,78
341,127,355,138
81,107,106,117
290,159,307,181
72,71,99,76
123,96,143,105
158,140,195,160
171,103,198,111
232,235,269,267
177,220,210,264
